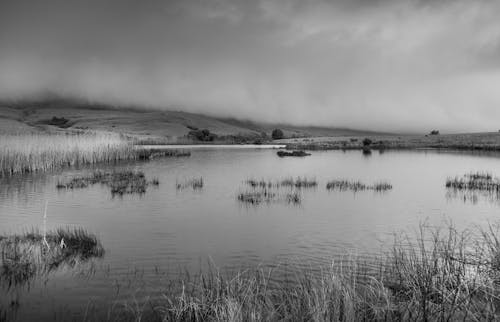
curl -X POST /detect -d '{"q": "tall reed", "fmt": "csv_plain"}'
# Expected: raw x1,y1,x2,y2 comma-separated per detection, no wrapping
0,133,135,176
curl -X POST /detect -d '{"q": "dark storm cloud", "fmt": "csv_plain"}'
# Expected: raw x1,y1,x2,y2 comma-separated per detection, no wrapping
1,0,500,132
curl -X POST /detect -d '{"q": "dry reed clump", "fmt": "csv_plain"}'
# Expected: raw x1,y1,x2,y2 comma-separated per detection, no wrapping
56,170,159,195
0,134,191,177
237,188,301,206
176,177,204,190
245,177,317,189
446,172,500,193
0,133,134,176
326,179,392,192
0,228,104,288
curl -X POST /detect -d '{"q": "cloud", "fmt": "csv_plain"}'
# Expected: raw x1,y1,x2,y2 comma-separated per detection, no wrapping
1,0,500,132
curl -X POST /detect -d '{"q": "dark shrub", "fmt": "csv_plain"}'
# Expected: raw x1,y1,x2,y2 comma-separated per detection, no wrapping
187,129,216,141
48,116,71,128
362,138,372,146
430,130,440,135
271,129,284,140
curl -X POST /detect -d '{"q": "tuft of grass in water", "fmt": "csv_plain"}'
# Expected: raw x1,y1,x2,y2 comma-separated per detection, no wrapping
446,172,500,192
56,170,159,195
373,181,393,191
0,228,104,288
326,180,367,192
281,177,317,189
237,188,301,206
237,189,277,205
326,179,392,192
176,177,204,190
245,177,317,189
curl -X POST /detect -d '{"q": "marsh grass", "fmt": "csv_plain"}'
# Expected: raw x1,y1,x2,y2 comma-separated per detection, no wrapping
0,133,134,177
237,188,301,206
326,180,392,192
176,177,204,190
245,177,317,189
0,228,104,288
0,134,191,177
56,170,159,195
102,222,500,321
446,172,500,192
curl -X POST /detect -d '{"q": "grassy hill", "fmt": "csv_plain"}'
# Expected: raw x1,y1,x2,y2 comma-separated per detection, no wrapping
0,98,386,143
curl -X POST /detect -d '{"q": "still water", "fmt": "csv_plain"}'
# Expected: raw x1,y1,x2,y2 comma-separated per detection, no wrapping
1,148,500,319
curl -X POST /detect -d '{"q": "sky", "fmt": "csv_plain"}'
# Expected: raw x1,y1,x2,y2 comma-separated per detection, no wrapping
1,0,500,133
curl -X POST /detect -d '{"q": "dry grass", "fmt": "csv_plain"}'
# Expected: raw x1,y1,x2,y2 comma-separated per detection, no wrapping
104,222,500,321
0,133,135,176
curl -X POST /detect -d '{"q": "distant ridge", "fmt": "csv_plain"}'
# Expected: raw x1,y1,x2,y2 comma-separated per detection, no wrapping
0,97,391,139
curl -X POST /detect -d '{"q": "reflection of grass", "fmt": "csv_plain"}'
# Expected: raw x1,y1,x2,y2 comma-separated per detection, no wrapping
57,170,159,195
0,228,104,288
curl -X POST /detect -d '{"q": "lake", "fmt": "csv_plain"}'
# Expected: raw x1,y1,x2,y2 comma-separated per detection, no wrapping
1,148,500,320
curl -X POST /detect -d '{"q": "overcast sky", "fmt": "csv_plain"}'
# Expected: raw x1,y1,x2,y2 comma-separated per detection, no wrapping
1,0,500,132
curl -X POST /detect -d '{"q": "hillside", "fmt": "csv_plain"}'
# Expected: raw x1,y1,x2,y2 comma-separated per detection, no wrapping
0,98,387,142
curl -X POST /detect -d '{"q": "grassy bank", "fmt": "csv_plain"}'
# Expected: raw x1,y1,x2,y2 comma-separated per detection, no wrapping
283,132,500,152
0,133,190,177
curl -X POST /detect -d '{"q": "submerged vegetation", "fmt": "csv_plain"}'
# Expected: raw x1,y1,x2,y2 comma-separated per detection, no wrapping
176,177,204,190
56,170,159,195
0,228,104,288
0,133,190,177
326,180,393,192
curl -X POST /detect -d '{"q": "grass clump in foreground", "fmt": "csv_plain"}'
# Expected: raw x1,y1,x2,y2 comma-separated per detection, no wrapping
56,170,159,195
0,133,191,177
176,177,204,190
326,179,392,192
0,228,104,288
104,222,500,321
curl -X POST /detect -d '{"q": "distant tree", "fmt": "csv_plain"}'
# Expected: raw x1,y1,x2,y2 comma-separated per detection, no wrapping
271,129,284,140
362,138,372,146
430,130,440,135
